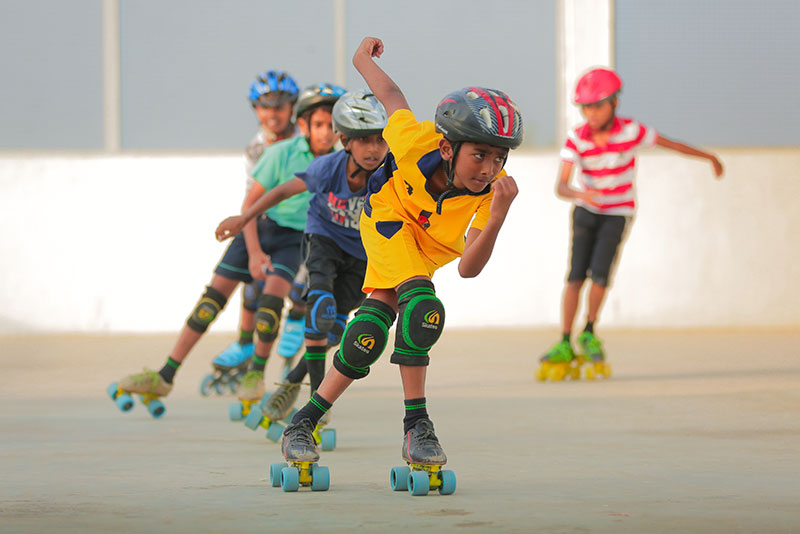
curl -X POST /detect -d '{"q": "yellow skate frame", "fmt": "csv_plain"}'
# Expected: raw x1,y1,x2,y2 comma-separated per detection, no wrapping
408,463,443,490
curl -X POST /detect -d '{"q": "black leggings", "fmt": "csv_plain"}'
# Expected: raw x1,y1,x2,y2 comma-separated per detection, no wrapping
567,206,629,287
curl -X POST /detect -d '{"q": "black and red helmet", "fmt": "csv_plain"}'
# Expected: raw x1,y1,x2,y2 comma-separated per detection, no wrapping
435,87,524,149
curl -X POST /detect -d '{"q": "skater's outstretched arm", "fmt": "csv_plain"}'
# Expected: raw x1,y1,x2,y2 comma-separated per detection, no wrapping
216,177,307,241
352,37,409,117
655,135,724,178
458,175,518,278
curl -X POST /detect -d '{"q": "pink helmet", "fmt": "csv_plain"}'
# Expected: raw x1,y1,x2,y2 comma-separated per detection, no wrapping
574,68,622,104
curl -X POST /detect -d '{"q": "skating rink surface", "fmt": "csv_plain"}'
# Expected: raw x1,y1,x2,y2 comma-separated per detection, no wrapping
1,329,798,533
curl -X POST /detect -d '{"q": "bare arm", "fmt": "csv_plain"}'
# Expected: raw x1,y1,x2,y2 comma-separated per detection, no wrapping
458,176,518,278
240,183,272,280
656,135,724,178
216,177,307,241
555,161,602,206
352,37,409,117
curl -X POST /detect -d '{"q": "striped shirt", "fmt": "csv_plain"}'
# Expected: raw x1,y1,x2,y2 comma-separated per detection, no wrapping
560,116,658,216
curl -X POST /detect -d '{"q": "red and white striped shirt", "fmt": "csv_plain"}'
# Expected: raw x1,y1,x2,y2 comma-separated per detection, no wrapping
560,116,658,216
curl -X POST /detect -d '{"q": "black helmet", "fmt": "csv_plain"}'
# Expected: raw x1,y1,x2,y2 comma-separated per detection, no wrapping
435,87,524,149
295,83,347,118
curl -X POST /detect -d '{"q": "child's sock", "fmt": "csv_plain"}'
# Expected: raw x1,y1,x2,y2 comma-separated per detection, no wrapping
291,392,332,427
285,358,308,384
403,397,429,435
562,332,571,343
158,357,181,384
251,355,267,373
303,345,327,392
584,321,594,334
238,329,254,347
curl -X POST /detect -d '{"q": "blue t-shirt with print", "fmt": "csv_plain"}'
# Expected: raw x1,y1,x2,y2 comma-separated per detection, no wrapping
295,150,367,260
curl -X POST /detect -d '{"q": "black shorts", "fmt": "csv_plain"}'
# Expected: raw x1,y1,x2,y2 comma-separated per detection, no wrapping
304,234,368,314
567,206,630,287
215,215,303,284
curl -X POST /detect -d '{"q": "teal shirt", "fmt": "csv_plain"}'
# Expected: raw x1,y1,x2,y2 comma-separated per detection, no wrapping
251,136,319,231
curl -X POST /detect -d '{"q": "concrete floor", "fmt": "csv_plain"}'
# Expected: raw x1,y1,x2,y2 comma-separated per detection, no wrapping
1,329,799,533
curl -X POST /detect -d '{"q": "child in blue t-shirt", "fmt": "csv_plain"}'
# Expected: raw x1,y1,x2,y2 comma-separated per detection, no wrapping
216,91,389,427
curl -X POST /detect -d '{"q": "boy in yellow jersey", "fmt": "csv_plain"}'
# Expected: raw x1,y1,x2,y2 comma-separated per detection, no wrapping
279,37,523,490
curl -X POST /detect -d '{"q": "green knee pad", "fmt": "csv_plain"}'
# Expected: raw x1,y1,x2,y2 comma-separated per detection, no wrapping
333,299,396,379
186,286,228,333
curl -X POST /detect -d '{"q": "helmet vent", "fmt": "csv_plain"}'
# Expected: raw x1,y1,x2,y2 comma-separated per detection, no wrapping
479,107,493,130
466,91,480,100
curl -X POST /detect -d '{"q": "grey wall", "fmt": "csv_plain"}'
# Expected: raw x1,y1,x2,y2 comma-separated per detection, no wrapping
616,0,800,147
0,0,556,151
0,0,104,149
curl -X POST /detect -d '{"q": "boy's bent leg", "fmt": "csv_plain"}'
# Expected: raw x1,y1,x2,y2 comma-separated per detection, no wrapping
389,279,445,367
172,276,238,363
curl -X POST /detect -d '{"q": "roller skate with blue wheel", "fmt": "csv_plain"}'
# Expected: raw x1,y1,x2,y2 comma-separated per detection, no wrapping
200,341,254,396
272,418,329,492
228,370,265,422
244,381,301,441
390,418,455,496
577,331,612,380
536,339,580,382
313,408,337,452
107,369,170,418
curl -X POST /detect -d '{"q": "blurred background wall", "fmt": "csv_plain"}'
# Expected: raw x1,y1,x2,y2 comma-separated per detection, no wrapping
1,0,798,333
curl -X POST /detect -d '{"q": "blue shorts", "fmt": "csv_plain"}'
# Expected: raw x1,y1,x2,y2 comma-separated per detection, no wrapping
215,215,303,284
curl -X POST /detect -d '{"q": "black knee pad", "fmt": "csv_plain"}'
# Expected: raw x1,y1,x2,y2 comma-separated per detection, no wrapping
186,286,228,333
333,299,396,379
327,313,348,347
289,280,307,307
255,294,284,342
390,279,445,367
242,281,263,312
304,289,337,341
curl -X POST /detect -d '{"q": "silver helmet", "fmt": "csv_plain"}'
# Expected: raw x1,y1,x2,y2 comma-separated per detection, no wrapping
332,90,388,138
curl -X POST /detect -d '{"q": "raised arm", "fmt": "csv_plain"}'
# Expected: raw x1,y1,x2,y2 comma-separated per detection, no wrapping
352,37,409,117
216,177,307,241
656,135,724,178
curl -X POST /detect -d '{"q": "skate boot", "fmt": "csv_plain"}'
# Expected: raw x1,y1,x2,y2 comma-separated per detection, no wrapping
106,369,171,418
536,340,579,381
243,380,300,441
390,418,455,496
577,331,612,380
228,370,265,421
277,317,305,358
200,342,254,396
270,418,329,492
313,408,336,451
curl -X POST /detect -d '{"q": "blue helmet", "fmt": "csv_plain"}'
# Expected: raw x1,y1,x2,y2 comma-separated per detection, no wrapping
295,83,347,118
249,70,299,107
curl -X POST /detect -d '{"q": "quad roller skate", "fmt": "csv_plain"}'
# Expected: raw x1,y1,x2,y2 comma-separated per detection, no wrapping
106,369,171,418
536,340,580,382
577,331,612,380
244,382,300,442
270,418,330,492
390,418,456,496
228,370,265,422
200,342,253,396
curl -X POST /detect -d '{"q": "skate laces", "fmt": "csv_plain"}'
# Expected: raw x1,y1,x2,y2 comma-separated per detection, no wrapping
581,333,603,353
412,420,440,446
543,341,573,362
270,383,299,409
287,419,316,447
132,369,160,389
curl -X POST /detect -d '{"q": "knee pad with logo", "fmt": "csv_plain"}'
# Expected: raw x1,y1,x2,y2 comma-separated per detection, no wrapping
186,286,228,333
255,294,284,342
390,279,445,367
334,299,396,379
304,289,337,341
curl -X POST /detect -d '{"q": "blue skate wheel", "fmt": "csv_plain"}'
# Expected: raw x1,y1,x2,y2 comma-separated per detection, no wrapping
311,464,330,491
280,467,300,492
115,393,134,412
199,374,215,397
229,402,244,422
438,470,456,495
244,408,264,430
320,428,336,451
269,462,286,487
390,466,410,491
107,382,119,401
283,408,298,423
408,471,430,496
212,381,224,395
147,399,165,418
265,422,285,442
227,380,238,394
